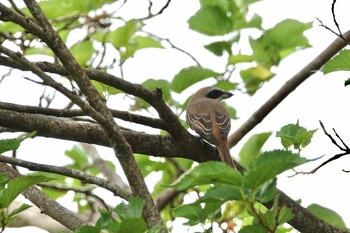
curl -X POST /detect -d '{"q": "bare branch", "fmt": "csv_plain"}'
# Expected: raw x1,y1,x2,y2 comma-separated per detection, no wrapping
292,121,350,175
139,0,172,20
316,0,350,45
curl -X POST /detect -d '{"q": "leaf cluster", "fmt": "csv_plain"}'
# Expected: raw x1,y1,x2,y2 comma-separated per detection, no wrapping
169,131,310,232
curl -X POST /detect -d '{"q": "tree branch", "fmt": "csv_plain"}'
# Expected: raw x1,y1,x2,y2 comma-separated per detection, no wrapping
0,101,167,131
0,108,217,162
0,54,185,136
0,155,132,200
0,163,86,231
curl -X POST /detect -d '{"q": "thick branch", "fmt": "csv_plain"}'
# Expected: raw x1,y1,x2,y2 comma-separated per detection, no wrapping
0,163,86,231
0,101,167,131
228,29,350,148
0,108,216,162
277,190,349,233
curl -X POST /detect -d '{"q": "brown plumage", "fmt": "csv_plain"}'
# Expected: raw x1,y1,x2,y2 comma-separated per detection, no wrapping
186,86,236,168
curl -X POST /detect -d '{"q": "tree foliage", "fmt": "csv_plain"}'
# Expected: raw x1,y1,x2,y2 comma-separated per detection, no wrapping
0,0,349,233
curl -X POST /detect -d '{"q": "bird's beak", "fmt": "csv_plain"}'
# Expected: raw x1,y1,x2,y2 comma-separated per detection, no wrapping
221,91,233,100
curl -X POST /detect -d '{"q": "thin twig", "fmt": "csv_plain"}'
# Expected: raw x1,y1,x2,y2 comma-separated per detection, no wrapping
141,30,202,66
293,121,350,175
317,0,350,45
139,0,171,20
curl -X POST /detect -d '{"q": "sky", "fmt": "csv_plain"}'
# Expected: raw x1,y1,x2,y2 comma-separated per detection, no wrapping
1,0,350,232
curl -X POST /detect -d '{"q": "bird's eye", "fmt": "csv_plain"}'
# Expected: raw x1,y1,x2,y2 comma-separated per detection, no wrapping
206,89,224,99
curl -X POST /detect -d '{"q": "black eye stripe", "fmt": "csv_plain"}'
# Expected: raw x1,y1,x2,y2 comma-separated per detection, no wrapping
206,89,224,99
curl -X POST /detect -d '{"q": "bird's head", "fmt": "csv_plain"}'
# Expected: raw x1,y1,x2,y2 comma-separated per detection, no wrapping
191,86,233,102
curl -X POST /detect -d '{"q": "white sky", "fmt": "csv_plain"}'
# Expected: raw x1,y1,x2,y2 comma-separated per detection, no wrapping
1,0,350,232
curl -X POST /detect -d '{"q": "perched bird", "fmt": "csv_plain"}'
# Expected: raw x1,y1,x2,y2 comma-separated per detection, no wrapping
186,86,236,168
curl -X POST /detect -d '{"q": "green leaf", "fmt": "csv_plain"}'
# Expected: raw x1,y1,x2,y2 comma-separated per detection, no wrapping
250,19,312,67
307,204,347,229
239,223,268,233
228,53,254,65
172,201,222,226
65,145,89,170
24,46,54,56
142,79,171,102
126,197,145,218
108,20,139,49
135,154,167,177
188,6,233,36
0,174,53,208
240,64,274,95
172,203,203,225
37,0,114,19
118,218,147,233
276,121,317,150
263,195,293,229
91,80,121,97
0,173,8,194
171,66,220,93
70,40,95,66
147,225,165,233
225,104,238,120
0,22,24,34
122,35,163,59
113,197,145,220
215,80,239,91
321,50,350,74
204,184,243,201
95,209,120,232
243,150,309,189
260,195,293,229
239,132,272,168
205,41,233,56
254,178,277,203
171,162,242,191
8,203,32,221
0,132,36,154
39,173,71,200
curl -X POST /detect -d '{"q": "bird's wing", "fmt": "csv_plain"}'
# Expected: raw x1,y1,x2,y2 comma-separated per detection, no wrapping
186,107,214,142
213,108,231,139
186,100,231,144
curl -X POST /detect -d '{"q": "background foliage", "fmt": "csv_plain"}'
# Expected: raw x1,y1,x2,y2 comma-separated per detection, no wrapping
0,0,350,233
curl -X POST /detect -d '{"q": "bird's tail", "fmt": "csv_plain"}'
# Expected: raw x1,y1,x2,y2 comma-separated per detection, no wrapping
217,141,236,169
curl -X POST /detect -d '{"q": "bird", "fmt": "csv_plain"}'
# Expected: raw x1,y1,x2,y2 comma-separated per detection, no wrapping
186,86,236,168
